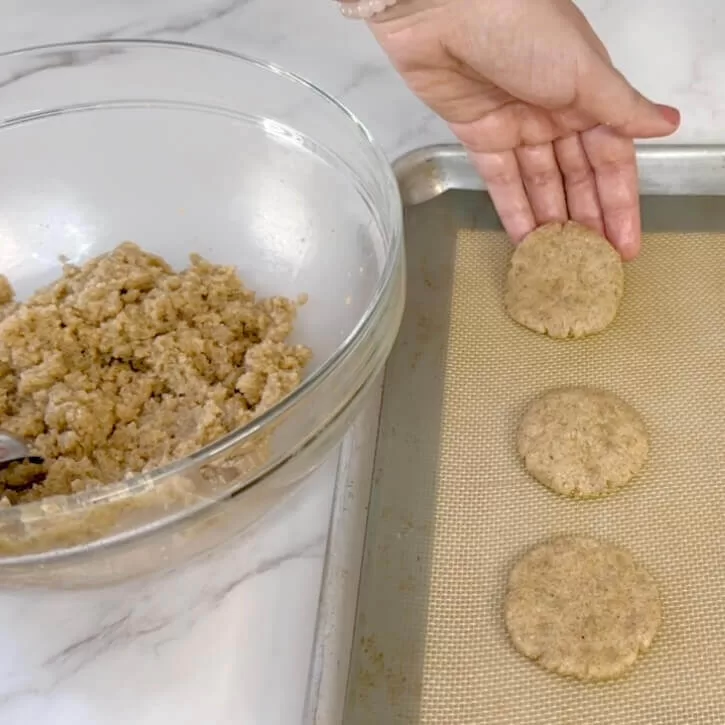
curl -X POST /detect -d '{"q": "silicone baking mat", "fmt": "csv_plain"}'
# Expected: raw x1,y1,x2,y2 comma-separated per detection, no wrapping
344,198,724,723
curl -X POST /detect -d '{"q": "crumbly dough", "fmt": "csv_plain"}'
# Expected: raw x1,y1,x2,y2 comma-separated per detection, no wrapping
517,387,649,498
0,275,12,306
0,242,311,505
505,221,624,338
505,536,662,681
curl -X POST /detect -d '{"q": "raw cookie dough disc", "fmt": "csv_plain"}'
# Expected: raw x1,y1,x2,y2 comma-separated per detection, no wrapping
505,221,624,338
517,387,649,498
505,536,662,681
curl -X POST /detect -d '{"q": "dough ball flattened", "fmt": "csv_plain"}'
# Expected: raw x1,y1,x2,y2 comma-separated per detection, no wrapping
517,387,649,498
505,536,662,681
505,221,624,338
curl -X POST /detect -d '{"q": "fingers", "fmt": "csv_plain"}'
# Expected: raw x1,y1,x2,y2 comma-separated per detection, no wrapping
581,126,641,260
515,144,568,224
470,150,535,242
471,144,569,243
554,135,604,236
577,55,681,139
471,131,642,260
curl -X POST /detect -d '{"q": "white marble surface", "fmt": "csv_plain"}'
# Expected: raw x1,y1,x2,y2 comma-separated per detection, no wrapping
1,1,724,723
0,468,332,725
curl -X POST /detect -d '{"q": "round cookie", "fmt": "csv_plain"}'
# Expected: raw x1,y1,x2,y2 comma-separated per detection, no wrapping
505,221,624,338
517,387,648,498
504,536,662,681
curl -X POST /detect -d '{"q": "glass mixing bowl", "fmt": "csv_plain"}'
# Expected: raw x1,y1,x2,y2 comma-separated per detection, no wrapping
0,40,404,587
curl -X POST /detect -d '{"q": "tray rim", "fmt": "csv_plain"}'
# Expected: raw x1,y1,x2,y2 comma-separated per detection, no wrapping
303,142,725,725
394,142,725,205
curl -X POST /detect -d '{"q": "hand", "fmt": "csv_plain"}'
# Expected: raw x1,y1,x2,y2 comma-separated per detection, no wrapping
368,0,681,259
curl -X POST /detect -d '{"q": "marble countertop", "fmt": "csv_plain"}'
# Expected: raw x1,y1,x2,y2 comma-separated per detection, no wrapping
1,1,724,723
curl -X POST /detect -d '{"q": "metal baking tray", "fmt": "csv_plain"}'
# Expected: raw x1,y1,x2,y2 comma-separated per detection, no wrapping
304,144,725,724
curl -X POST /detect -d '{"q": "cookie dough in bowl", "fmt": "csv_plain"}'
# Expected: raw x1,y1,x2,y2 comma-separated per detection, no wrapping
517,387,649,499
0,243,311,506
504,536,662,681
505,221,624,338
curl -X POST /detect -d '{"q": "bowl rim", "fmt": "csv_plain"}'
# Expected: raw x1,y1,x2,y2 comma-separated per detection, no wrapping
0,39,403,539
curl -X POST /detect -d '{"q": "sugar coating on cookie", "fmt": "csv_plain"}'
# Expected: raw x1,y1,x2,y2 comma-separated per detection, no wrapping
505,221,624,338
505,536,662,681
517,387,648,498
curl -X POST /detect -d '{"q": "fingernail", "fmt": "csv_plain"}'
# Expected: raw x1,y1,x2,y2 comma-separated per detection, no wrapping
655,104,681,126
617,234,640,261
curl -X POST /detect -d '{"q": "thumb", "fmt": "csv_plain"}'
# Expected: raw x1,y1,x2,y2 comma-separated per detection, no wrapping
576,55,680,139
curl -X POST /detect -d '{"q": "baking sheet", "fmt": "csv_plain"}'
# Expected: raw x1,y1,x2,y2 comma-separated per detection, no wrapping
305,145,725,725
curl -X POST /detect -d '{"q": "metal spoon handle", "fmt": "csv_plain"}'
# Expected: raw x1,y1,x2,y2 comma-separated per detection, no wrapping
0,430,34,465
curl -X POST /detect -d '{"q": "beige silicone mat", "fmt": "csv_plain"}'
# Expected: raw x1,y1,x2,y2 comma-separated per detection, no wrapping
345,217,724,723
